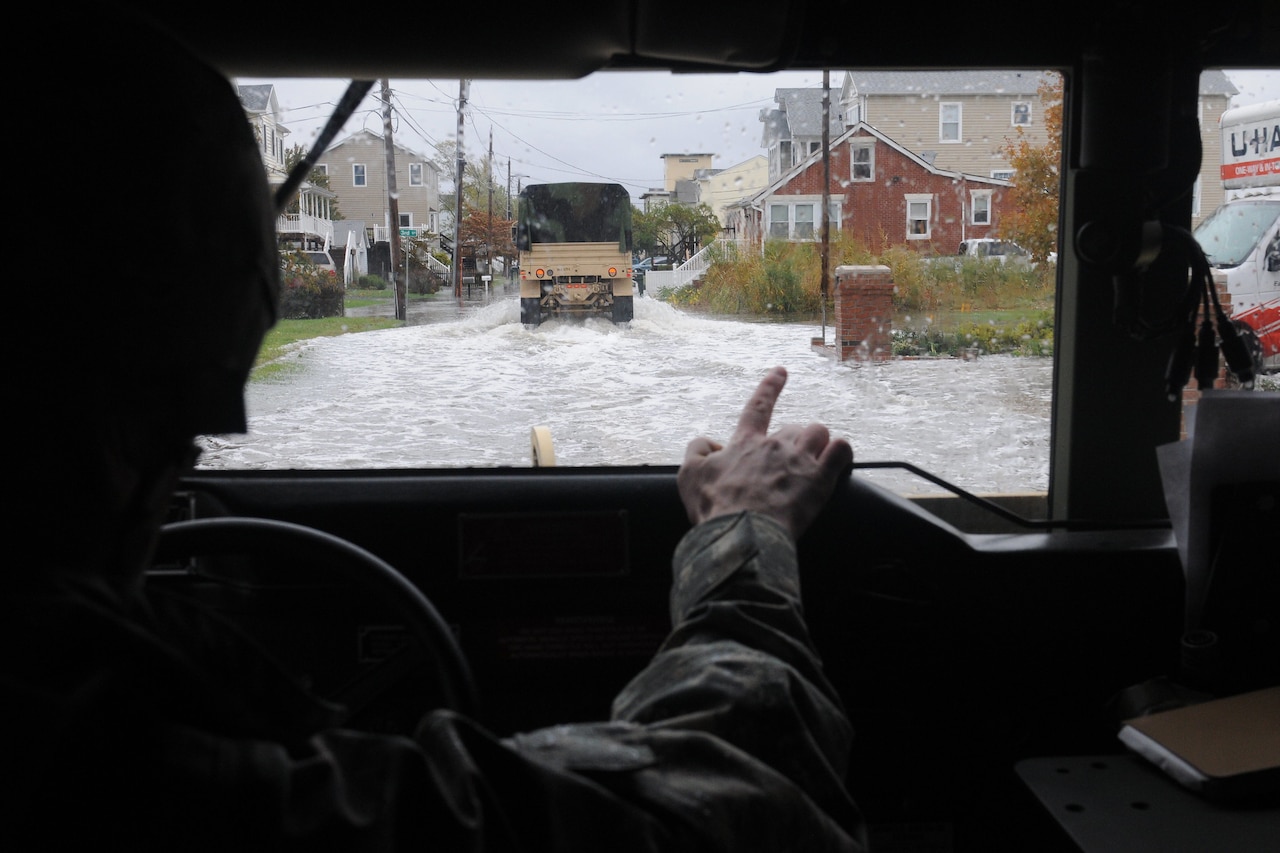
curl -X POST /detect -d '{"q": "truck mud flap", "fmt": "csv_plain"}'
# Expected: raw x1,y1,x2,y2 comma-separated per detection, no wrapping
612,295,633,324
520,297,543,326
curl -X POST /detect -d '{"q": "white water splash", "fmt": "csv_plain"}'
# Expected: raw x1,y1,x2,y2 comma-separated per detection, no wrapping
197,296,1052,496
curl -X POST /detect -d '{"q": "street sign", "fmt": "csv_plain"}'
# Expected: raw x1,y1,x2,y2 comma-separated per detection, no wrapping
399,228,419,237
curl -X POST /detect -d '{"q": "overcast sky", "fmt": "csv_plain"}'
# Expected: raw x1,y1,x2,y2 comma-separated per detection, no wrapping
239,69,1278,202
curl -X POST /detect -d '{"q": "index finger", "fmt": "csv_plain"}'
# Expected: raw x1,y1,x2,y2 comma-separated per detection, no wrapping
732,366,787,444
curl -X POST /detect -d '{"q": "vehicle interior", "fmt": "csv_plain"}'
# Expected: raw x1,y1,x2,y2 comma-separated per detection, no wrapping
125,2,1276,850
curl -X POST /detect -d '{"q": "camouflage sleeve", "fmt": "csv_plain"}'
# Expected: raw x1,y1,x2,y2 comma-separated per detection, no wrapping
600,511,865,849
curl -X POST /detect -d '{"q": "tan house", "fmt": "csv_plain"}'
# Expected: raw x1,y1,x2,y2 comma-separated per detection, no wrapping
696,155,769,233
315,129,441,242
838,70,1059,182
659,152,714,192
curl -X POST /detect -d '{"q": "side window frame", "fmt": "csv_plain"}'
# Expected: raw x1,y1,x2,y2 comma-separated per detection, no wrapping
940,102,961,143
849,140,874,182
970,189,993,225
905,193,932,239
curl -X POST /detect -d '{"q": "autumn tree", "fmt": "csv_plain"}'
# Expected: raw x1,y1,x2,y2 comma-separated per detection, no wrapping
998,77,1063,263
458,209,516,271
283,143,342,220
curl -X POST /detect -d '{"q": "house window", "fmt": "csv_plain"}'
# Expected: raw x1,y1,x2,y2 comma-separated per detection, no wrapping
807,141,821,157
1012,102,1032,126
769,203,790,239
992,169,1015,182
314,164,327,176
778,140,793,172
971,190,992,225
353,164,367,187
905,194,932,239
409,163,424,187
849,140,874,181
940,103,961,142
795,204,814,239
767,198,824,240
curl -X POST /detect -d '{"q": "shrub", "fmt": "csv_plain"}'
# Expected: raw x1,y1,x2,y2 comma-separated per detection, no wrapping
659,236,1054,331
359,274,388,290
279,251,345,319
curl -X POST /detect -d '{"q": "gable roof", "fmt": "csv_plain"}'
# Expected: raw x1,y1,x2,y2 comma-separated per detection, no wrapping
760,87,845,145
840,68,1237,97
236,83,275,112
332,221,369,248
843,70,1055,98
324,129,436,164
751,121,1011,204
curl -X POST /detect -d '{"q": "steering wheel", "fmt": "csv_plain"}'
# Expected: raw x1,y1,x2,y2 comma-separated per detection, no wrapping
155,516,479,723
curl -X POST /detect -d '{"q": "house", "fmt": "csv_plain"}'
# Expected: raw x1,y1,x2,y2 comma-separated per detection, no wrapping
729,122,1013,255
759,88,846,182
238,82,335,251
238,83,289,183
837,69,1238,226
838,70,1059,182
696,155,769,235
314,129,441,245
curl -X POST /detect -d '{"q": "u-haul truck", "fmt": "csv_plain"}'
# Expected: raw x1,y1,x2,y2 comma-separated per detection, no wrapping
1193,99,1279,374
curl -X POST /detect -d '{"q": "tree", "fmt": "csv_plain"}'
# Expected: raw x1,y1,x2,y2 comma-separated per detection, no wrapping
998,77,1063,264
633,202,721,262
432,140,516,223
283,144,342,220
458,209,515,272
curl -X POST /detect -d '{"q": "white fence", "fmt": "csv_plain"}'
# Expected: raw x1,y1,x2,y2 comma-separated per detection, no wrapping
644,238,749,294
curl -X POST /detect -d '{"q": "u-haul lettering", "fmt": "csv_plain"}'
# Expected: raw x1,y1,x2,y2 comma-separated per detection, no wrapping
1220,101,1280,189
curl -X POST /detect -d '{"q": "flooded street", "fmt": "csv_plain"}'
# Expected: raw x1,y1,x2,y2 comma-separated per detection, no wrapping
198,292,1054,497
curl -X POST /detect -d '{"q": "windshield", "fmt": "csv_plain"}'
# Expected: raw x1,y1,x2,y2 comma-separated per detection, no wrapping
1194,199,1280,266
200,67,1277,503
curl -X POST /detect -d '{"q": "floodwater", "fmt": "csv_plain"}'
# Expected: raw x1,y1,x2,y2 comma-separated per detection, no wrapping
197,291,1053,497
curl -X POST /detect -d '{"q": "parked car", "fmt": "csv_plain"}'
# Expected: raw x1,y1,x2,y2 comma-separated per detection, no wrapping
282,248,338,279
957,238,1033,264
633,255,670,273
632,255,670,296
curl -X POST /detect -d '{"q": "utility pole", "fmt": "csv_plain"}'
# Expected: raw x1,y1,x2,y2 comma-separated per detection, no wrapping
820,69,831,340
486,127,493,285
453,80,469,300
381,79,405,320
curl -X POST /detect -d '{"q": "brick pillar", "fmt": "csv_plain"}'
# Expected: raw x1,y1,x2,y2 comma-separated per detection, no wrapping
833,265,894,363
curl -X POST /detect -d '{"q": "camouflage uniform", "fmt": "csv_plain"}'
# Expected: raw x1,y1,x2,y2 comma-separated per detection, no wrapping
7,512,866,851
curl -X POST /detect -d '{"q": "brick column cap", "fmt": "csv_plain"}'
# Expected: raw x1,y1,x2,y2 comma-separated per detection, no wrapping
834,264,891,275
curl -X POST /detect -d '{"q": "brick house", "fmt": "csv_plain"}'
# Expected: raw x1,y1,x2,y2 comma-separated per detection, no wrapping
729,122,1013,256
